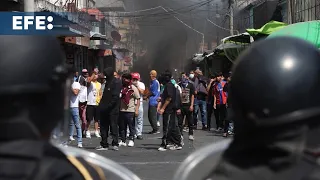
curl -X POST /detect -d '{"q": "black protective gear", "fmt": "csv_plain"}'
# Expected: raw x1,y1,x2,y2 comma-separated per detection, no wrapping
0,36,69,95
0,36,141,180
104,67,114,82
0,36,109,180
0,35,70,138
231,37,320,131
215,37,320,180
174,37,320,180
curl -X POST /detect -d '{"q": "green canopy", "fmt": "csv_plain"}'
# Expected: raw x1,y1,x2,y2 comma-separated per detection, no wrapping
246,21,287,36
268,20,320,48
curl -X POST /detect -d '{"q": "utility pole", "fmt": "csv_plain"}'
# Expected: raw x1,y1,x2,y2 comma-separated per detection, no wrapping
215,3,219,45
229,0,234,35
287,0,292,24
207,2,211,51
24,0,34,12
202,7,207,53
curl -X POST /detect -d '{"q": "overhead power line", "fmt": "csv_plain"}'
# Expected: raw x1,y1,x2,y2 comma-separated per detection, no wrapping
207,18,239,34
165,7,203,35
165,7,237,34
100,0,214,18
162,7,205,53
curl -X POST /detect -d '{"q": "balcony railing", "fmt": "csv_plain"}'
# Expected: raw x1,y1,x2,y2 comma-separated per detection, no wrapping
35,0,92,30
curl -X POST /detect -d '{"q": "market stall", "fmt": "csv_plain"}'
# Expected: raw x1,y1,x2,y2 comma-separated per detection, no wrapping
268,20,320,48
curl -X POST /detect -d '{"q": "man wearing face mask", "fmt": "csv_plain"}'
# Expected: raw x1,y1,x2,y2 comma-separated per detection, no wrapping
118,73,140,147
77,69,89,135
193,69,208,130
131,73,145,140
178,72,195,141
97,67,122,151
206,73,217,130
158,70,182,151
189,71,195,81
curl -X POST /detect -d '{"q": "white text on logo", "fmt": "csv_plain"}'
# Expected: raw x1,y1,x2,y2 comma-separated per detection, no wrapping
12,16,54,30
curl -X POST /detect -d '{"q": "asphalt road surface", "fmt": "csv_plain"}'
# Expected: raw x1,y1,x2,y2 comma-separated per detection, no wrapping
72,102,225,180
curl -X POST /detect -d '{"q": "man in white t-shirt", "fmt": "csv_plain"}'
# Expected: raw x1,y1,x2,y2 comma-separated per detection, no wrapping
132,72,145,140
69,81,83,148
78,69,89,135
85,72,102,138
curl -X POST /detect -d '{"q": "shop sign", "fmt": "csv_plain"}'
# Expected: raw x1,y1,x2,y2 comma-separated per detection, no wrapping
76,37,81,45
65,37,90,47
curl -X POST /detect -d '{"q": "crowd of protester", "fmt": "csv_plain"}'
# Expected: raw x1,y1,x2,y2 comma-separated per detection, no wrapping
59,67,233,151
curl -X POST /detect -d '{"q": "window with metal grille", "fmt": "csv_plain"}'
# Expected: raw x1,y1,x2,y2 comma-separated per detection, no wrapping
293,0,320,22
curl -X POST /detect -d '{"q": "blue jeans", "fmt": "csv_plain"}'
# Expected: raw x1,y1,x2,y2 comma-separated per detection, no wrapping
193,99,207,127
157,113,162,122
69,107,82,144
135,102,144,136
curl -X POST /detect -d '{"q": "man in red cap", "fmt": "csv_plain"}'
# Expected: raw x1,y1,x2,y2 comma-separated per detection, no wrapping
132,72,146,140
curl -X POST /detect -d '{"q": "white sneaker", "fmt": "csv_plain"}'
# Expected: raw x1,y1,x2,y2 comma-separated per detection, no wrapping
69,136,75,141
95,131,101,138
119,141,127,147
157,121,161,127
96,145,108,151
158,146,166,151
128,140,134,147
78,144,83,148
189,135,194,141
183,128,189,132
86,131,91,138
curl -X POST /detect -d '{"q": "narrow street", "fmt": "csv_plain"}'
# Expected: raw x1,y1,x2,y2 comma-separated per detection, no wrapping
70,102,225,180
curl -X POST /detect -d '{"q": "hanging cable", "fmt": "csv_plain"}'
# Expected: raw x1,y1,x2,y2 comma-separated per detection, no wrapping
164,6,238,34
207,18,240,34
163,7,203,35
100,0,214,18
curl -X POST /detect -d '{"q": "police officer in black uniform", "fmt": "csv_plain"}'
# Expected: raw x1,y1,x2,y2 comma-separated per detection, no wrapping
207,37,320,179
174,37,320,180
0,35,106,180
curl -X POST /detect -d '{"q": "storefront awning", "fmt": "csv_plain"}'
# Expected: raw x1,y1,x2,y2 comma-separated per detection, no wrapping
222,33,253,44
246,21,287,40
191,52,215,63
89,41,112,50
214,42,249,63
52,27,84,37
90,31,107,40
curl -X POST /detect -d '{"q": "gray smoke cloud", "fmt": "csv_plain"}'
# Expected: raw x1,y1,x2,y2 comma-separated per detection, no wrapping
123,0,228,82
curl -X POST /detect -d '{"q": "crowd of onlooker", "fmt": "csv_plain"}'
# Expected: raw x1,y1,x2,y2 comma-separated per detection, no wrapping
58,67,233,151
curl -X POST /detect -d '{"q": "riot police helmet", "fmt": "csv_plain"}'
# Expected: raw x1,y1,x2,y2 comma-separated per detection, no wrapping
0,35,71,139
231,37,320,132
